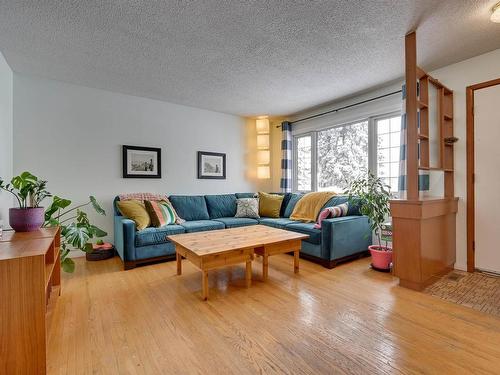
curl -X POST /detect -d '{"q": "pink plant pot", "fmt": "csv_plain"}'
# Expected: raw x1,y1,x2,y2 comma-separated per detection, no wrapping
369,245,393,271
9,207,45,232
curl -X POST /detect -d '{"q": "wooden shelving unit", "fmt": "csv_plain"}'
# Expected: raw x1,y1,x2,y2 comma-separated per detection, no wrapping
415,66,455,199
390,31,458,292
0,227,61,374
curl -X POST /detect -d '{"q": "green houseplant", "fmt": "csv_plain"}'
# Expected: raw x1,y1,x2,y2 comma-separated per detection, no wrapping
0,171,107,272
0,171,51,231
345,172,392,271
44,195,107,272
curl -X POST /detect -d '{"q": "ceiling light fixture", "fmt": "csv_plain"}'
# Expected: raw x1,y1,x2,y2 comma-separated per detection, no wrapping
491,2,500,23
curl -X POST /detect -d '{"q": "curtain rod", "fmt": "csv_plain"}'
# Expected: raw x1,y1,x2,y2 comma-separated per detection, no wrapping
277,89,402,127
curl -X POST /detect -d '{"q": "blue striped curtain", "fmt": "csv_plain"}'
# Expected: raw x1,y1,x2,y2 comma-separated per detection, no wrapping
280,121,293,192
398,83,429,197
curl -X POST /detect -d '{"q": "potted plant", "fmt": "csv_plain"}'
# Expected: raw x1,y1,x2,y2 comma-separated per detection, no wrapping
0,172,51,232
345,172,392,271
44,195,107,272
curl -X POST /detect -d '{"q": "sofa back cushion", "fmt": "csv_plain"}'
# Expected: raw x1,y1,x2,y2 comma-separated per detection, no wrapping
169,195,210,221
205,194,237,219
235,192,255,199
283,193,303,218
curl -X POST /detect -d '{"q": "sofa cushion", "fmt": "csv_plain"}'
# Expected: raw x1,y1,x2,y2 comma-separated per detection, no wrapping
135,225,185,247
283,193,303,218
169,195,210,221
321,195,361,216
258,192,284,218
116,200,151,230
235,192,255,199
258,217,296,229
180,220,225,233
235,198,260,218
213,217,259,228
205,194,237,219
284,222,321,245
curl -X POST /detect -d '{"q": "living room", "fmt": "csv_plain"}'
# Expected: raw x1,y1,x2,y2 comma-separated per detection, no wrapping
1,1,500,374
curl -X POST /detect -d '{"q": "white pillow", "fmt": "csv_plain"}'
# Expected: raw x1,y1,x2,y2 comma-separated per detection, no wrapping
235,198,260,219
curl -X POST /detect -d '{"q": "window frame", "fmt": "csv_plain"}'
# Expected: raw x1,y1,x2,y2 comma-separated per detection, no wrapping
293,111,401,193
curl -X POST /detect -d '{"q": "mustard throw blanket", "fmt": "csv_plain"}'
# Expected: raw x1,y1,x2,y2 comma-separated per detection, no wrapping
290,191,336,223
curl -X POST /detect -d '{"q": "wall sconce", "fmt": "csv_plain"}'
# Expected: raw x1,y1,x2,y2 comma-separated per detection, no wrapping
257,134,270,149
256,117,270,179
257,166,270,179
257,150,270,165
256,118,270,134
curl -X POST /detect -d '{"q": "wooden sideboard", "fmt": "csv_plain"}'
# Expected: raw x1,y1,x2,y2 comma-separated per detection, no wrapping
0,227,61,374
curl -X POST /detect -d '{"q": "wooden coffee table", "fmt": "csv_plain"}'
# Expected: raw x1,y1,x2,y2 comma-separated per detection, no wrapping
168,225,308,300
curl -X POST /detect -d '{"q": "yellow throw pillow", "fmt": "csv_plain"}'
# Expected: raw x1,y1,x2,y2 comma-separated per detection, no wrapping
116,200,150,230
258,192,284,218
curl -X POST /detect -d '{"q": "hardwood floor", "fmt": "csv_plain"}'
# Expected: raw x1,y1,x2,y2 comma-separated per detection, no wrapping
48,255,500,374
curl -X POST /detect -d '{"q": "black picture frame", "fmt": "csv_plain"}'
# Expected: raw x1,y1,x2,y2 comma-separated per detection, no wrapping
122,145,161,178
197,151,226,179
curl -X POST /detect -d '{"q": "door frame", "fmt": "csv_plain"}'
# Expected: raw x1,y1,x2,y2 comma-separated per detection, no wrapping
466,77,500,272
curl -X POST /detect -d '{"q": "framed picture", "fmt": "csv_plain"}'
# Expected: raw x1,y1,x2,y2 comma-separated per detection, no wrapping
197,151,226,179
122,145,161,178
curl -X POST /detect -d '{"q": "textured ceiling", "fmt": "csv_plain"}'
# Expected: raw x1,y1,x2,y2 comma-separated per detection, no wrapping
0,1,499,117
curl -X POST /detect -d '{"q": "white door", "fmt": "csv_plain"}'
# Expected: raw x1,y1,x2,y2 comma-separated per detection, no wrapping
475,83,500,274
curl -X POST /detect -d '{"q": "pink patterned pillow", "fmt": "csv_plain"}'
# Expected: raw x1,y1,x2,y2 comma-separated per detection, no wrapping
314,203,349,229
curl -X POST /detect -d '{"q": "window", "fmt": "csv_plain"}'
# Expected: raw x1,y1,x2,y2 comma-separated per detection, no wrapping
317,121,369,191
376,115,401,192
295,134,312,192
293,113,401,193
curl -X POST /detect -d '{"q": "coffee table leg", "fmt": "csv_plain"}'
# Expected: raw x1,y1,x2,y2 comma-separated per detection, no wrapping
202,270,209,301
245,260,252,288
176,251,182,275
294,249,300,274
262,254,269,281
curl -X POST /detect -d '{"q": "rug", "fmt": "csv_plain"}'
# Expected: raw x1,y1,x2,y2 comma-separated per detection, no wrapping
424,270,500,317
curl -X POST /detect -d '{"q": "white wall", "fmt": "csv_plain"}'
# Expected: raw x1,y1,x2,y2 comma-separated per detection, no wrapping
13,74,257,241
429,48,500,271
0,51,13,227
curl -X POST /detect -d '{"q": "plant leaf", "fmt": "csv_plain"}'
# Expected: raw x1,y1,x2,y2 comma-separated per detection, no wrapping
90,196,106,215
61,257,75,273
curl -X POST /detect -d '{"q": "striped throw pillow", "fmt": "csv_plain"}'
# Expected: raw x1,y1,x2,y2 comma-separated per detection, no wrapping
314,203,349,229
145,200,176,227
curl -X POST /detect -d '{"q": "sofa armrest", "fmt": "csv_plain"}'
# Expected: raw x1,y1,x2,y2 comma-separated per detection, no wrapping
114,216,136,262
321,216,372,260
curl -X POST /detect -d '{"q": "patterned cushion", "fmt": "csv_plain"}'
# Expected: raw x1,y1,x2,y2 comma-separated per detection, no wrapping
144,200,176,227
235,198,260,218
314,203,349,229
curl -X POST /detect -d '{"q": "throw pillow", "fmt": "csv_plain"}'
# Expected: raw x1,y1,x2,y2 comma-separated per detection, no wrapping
258,192,284,218
235,198,260,219
314,203,349,229
144,200,176,227
116,200,150,230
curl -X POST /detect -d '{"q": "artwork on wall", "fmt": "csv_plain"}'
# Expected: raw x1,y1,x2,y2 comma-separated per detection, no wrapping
122,145,161,178
197,151,226,179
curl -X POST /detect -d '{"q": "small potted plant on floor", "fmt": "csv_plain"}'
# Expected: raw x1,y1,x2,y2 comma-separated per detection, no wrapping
345,172,392,271
0,171,51,232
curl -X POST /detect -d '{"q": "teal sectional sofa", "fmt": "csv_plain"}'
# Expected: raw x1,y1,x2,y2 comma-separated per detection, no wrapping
114,193,371,270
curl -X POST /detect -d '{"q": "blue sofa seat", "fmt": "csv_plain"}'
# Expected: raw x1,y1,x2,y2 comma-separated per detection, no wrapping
258,217,296,229
181,220,225,233
135,225,185,247
213,217,259,228
284,222,322,245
